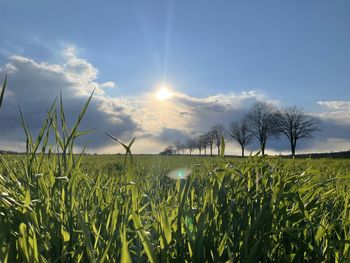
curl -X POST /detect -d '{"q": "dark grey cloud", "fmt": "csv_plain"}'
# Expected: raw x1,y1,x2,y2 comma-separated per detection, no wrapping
169,95,350,154
171,92,271,133
0,49,139,151
1,48,350,154
156,128,191,144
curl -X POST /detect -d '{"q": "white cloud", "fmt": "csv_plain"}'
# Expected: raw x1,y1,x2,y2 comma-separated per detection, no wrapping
1,46,350,155
0,47,273,153
130,90,272,140
100,81,116,88
317,100,350,125
0,47,138,152
318,100,350,111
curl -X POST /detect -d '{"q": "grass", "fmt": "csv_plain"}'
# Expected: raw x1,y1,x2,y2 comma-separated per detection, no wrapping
1,86,350,262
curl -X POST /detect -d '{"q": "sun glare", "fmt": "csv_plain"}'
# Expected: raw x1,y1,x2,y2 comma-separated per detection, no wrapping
155,86,173,101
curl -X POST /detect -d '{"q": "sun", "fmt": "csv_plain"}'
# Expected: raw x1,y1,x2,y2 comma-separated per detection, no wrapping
155,86,173,101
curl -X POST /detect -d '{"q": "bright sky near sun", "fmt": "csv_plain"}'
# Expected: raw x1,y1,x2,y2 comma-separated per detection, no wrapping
0,0,350,154
155,86,173,101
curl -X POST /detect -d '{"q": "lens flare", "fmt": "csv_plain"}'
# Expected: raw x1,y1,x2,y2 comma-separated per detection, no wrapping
166,168,191,180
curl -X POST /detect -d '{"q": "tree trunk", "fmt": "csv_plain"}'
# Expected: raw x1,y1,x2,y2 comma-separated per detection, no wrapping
210,144,213,156
241,146,245,157
217,147,220,156
291,140,296,157
261,141,266,156
189,149,192,156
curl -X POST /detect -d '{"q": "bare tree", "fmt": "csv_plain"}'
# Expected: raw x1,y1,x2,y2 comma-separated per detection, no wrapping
247,102,279,155
205,131,215,156
186,139,196,156
159,145,175,155
174,140,186,155
199,134,210,155
195,136,203,155
276,106,319,156
227,116,252,157
210,124,225,155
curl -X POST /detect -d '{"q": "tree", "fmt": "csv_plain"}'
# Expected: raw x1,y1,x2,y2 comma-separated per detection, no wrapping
159,145,175,155
199,134,209,156
205,131,215,156
195,136,203,155
210,125,225,155
227,117,252,157
174,140,185,155
276,106,319,156
247,102,279,155
186,139,196,156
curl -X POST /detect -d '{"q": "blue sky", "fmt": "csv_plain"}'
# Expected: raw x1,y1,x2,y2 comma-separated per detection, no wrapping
1,0,350,154
1,0,349,101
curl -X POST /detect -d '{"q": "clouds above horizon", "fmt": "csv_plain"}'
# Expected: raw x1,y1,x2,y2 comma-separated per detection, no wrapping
0,46,139,151
1,47,350,154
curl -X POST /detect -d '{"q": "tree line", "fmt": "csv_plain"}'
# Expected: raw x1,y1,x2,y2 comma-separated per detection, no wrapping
160,102,320,157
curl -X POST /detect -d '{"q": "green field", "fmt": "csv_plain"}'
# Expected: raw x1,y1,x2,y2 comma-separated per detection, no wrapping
1,89,350,262
1,151,350,262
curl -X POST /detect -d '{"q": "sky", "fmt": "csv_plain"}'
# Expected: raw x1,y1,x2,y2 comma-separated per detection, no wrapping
0,0,350,155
